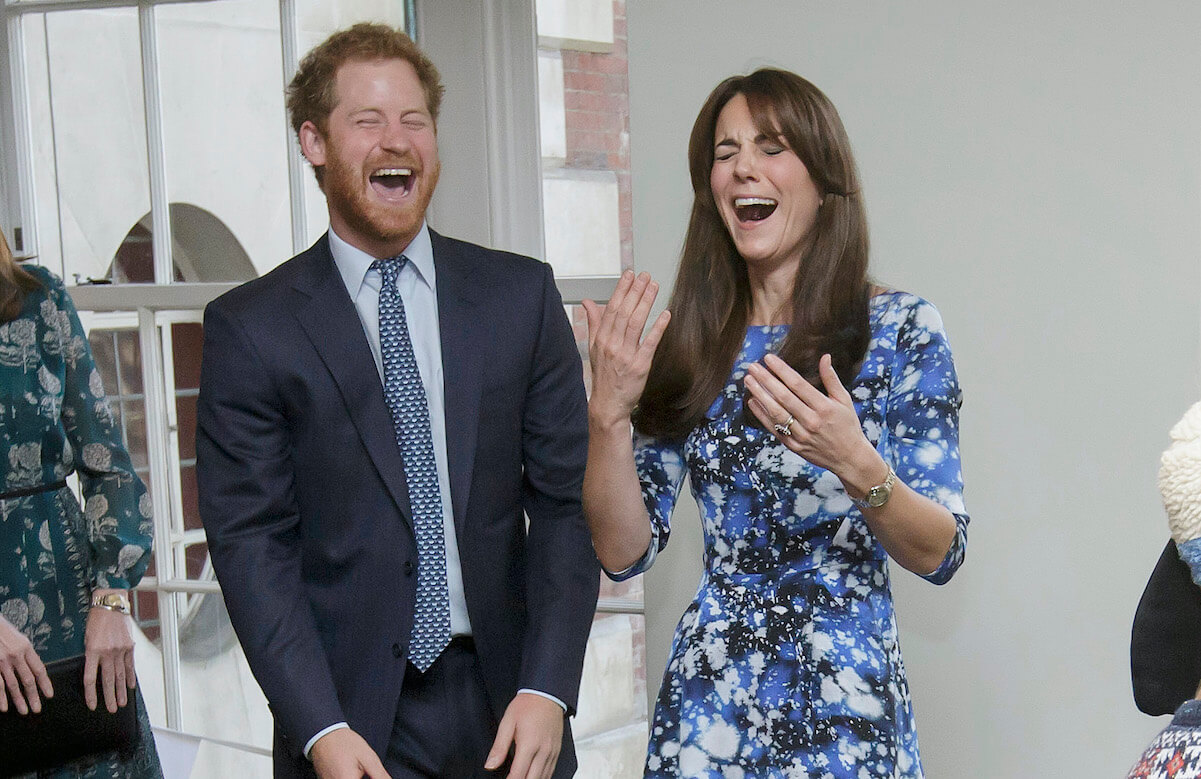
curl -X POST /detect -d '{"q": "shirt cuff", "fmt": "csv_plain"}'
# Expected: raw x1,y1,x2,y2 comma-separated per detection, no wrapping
304,722,350,759
517,688,567,713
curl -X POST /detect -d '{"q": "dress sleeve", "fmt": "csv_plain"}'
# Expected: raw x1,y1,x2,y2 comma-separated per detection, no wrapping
885,298,969,585
605,431,688,581
50,277,153,590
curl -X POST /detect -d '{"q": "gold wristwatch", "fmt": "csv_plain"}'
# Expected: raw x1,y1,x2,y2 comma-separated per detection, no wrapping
851,468,896,510
91,591,131,615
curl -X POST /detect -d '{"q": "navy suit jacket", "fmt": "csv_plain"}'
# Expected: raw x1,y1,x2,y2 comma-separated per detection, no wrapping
196,231,599,777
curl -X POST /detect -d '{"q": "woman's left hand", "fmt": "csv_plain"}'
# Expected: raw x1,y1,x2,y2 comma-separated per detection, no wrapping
745,353,879,481
83,591,136,713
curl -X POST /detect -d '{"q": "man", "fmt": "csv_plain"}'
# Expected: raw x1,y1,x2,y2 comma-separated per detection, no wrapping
197,24,599,779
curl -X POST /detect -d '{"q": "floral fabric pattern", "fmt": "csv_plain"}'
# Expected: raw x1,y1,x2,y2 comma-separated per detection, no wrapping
0,266,159,778
629,292,969,778
1128,700,1201,779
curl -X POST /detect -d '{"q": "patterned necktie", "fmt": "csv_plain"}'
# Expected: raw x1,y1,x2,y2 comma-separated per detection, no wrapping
373,256,451,672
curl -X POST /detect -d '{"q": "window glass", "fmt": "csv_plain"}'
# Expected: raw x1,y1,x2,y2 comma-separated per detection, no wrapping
23,9,150,282
574,613,649,776
157,0,290,280
537,0,632,279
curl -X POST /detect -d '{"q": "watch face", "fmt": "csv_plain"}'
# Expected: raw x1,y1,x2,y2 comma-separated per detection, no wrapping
96,593,130,613
866,486,889,508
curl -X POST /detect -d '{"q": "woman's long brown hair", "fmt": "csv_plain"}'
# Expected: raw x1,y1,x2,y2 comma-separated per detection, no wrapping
0,230,42,324
633,69,872,440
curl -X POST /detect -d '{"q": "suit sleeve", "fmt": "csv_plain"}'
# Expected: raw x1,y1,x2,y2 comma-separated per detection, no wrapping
196,300,345,753
516,262,600,713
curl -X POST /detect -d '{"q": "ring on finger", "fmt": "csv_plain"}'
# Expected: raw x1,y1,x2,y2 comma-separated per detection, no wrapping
773,415,795,437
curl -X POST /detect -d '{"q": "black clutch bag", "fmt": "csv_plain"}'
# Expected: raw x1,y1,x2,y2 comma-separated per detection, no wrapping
1131,540,1201,715
0,653,139,777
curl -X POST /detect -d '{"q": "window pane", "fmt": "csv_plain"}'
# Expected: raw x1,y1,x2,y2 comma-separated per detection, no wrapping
177,598,273,761
23,9,150,282
191,738,272,779
89,331,119,392
536,0,632,278
157,0,285,282
575,613,648,778
599,569,643,605
121,398,150,473
116,329,144,395
133,558,160,642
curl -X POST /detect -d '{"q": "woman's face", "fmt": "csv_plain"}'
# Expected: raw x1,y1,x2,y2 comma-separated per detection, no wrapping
710,93,822,274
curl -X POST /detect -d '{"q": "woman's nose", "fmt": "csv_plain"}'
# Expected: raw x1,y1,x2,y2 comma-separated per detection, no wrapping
733,149,757,180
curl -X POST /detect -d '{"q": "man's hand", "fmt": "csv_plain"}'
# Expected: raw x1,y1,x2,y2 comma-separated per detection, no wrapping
310,728,391,779
485,693,564,779
0,614,52,715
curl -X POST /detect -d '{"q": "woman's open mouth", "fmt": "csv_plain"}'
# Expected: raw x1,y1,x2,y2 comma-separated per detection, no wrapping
733,197,777,222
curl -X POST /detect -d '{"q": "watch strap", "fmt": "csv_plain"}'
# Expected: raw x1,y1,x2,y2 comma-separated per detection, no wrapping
851,467,896,510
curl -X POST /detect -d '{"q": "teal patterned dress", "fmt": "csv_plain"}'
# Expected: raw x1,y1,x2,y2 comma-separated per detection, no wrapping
0,266,161,778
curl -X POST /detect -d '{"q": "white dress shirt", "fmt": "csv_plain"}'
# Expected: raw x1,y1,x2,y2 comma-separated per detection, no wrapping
329,223,472,637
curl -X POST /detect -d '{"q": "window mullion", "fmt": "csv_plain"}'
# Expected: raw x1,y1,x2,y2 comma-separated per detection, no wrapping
3,12,38,259
137,2,173,285
138,307,185,729
278,0,306,255
156,318,188,591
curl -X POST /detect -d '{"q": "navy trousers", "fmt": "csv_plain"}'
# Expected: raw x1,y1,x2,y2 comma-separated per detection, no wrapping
385,638,509,778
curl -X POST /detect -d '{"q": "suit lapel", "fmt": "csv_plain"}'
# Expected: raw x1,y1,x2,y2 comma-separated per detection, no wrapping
432,231,485,537
290,236,412,526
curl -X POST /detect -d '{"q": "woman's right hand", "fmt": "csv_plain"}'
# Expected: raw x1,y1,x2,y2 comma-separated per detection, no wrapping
581,270,671,427
0,614,53,715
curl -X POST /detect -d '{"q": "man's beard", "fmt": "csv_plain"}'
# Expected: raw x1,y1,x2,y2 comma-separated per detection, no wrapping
321,146,439,251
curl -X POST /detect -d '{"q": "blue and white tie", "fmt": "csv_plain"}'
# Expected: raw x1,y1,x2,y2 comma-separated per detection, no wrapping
373,256,451,672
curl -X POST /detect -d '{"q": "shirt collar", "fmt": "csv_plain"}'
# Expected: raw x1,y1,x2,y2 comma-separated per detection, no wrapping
328,221,435,296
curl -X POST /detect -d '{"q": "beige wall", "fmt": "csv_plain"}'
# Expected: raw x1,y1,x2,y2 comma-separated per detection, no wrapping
630,1,1201,775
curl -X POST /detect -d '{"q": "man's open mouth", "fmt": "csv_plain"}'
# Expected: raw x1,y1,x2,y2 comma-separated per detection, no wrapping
733,197,777,222
370,167,414,197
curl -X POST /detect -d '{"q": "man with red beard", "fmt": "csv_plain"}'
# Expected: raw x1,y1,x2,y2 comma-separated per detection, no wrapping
196,24,598,779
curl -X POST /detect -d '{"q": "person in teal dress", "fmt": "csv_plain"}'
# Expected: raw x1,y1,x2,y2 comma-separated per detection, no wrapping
583,70,968,776
0,230,161,777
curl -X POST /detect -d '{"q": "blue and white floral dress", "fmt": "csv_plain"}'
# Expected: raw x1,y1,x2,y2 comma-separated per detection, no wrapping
621,292,968,778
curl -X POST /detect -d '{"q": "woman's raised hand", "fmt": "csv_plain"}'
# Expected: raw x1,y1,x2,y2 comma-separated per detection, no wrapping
581,270,671,427
744,353,879,480
0,613,52,715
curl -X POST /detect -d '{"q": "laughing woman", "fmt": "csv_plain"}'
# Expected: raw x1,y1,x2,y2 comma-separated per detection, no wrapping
583,69,969,777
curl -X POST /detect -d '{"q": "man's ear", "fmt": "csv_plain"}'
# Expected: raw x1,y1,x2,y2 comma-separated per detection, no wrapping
298,120,327,167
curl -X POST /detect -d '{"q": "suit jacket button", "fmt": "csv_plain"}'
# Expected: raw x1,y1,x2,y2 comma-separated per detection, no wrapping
392,642,404,658
404,561,413,576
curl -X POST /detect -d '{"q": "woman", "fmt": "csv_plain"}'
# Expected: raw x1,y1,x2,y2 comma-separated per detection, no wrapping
1128,400,1201,778
583,69,969,776
0,231,161,777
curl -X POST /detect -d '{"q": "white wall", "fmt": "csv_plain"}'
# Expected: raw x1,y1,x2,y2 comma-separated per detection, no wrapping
630,2,1201,775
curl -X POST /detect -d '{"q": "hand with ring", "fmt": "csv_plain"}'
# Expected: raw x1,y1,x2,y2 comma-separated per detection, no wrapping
744,352,878,478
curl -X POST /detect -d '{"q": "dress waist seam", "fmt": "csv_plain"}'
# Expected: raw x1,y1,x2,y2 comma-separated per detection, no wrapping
0,478,69,501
